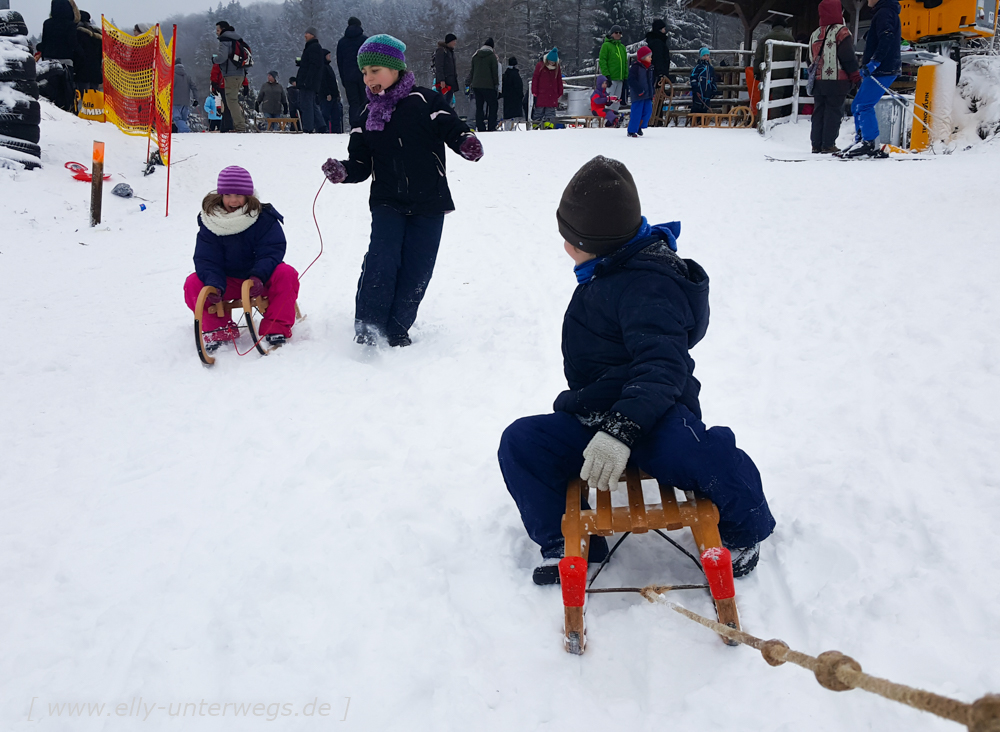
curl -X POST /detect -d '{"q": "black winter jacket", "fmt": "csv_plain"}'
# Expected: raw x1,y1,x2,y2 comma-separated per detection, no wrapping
321,55,341,100
644,31,671,81
434,42,458,87
297,38,325,92
337,25,367,87
554,225,709,446
39,0,79,61
863,0,902,76
340,83,475,215
74,24,103,85
502,66,523,118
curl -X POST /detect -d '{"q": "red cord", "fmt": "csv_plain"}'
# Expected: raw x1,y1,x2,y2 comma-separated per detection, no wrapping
233,177,328,357
298,177,327,281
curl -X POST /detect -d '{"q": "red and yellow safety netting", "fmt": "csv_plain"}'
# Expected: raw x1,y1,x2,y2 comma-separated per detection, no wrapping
101,18,175,164
153,29,176,165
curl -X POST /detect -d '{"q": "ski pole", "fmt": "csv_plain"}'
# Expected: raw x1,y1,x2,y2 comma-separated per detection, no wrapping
868,75,943,129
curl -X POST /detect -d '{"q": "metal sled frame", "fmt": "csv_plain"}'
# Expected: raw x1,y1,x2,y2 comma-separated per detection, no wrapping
560,465,741,654
193,280,286,366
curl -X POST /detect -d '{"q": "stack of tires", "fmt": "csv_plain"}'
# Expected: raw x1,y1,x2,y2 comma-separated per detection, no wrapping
0,10,41,169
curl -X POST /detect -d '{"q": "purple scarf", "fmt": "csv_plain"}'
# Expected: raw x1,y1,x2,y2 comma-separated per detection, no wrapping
365,71,415,132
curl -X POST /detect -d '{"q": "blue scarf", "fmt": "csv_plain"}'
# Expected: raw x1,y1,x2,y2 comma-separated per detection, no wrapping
572,218,680,284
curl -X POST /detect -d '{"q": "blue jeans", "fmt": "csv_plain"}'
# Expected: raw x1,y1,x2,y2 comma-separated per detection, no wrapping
498,407,775,559
172,105,190,133
627,98,652,134
355,206,446,339
852,74,897,142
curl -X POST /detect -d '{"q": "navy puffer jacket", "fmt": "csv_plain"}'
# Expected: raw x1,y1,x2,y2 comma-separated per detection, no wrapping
554,223,709,446
862,0,902,76
628,60,655,101
193,204,287,294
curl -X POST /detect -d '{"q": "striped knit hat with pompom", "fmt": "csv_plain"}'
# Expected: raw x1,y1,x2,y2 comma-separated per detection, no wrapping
357,34,407,71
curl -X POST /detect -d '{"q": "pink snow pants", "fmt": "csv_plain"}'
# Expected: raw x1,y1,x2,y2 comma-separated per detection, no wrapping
184,263,300,338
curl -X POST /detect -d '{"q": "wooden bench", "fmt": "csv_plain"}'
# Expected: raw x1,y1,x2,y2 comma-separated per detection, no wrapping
265,117,301,132
559,465,740,654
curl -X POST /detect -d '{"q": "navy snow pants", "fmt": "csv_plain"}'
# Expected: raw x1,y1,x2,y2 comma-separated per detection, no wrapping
355,205,446,339
498,405,775,560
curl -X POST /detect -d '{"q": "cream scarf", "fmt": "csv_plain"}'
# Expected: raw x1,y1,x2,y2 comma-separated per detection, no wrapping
200,206,260,236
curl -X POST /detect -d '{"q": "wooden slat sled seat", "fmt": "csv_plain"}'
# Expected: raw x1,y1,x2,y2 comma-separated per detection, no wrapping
558,464,740,654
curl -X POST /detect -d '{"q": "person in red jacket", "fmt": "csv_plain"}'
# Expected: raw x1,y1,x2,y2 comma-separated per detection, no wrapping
531,48,563,129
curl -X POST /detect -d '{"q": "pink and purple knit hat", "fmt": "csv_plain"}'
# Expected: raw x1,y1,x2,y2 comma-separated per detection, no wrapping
217,166,254,196
357,34,407,71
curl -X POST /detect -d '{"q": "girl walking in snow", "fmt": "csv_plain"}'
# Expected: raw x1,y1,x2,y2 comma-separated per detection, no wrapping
321,34,484,347
183,166,300,350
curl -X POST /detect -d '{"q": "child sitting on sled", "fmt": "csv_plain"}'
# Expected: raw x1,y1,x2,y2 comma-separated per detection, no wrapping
183,166,299,350
590,75,618,128
498,156,775,585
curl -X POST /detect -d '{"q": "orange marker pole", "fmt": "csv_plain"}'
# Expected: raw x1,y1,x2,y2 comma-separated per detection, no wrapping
90,141,105,227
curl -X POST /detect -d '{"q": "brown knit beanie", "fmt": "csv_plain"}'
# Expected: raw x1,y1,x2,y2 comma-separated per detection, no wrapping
557,156,642,255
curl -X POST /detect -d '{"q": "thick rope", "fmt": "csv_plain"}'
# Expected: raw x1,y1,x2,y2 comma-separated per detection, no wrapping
641,594,1000,732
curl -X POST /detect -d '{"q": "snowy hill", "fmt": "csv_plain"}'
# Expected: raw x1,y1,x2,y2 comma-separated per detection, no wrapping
2,102,999,730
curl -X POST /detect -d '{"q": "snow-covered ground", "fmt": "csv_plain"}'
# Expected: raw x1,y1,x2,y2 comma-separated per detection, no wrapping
2,103,999,730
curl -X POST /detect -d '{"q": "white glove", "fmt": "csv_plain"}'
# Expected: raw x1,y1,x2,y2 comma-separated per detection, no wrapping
580,431,631,491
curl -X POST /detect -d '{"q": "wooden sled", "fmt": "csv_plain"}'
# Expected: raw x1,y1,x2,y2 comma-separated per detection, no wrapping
559,465,740,655
193,279,304,366
688,105,754,128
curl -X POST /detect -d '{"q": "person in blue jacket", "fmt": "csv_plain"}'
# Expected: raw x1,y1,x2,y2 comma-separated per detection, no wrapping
204,93,223,131
839,0,901,158
498,156,775,585
183,166,300,350
627,45,655,137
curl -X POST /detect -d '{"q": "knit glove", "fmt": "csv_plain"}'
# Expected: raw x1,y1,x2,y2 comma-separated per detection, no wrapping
322,158,347,184
248,276,264,298
459,134,483,162
580,431,631,491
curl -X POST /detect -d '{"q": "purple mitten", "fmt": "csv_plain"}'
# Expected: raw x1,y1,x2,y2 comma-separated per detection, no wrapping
459,135,483,162
249,276,264,298
206,289,224,305
322,158,347,184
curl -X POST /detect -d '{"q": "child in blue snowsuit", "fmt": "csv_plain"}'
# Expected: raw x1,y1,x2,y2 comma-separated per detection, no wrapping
321,34,483,347
840,0,901,157
627,45,654,136
498,156,775,585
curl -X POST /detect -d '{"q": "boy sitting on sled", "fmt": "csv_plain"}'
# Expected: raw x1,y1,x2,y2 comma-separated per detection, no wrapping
498,156,775,585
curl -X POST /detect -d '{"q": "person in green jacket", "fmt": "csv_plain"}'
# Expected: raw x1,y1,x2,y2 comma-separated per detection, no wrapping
599,25,628,109
470,37,500,132
753,17,797,119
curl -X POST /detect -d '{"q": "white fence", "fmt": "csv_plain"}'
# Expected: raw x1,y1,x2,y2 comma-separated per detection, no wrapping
758,39,813,134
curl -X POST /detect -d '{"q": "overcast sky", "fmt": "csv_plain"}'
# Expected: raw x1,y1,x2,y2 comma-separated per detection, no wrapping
22,0,269,39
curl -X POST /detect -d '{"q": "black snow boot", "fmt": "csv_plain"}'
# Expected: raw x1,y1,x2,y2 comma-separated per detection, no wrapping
837,139,884,159
533,556,562,586
388,333,412,348
265,334,286,347
728,543,761,578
